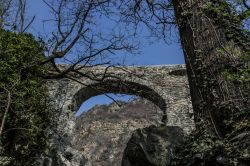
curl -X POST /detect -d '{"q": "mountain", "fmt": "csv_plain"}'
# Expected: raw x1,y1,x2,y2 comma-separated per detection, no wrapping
72,98,163,166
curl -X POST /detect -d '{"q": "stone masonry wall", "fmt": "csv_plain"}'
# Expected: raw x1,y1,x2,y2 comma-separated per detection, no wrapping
42,64,195,165
48,64,194,134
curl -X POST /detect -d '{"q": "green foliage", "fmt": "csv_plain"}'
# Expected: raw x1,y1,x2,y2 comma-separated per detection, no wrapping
172,0,250,166
202,0,250,126
171,120,249,166
172,1,250,165
204,0,250,51
0,30,54,165
204,0,250,80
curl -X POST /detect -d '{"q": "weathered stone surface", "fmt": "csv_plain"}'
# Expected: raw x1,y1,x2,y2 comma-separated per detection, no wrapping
45,65,195,166
38,125,91,166
122,125,184,166
40,146,90,166
72,98,163,166
48,65,194,134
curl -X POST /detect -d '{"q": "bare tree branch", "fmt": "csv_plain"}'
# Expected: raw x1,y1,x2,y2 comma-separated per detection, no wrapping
32,0,137,80
0,0,13,28
243,0,250,9
0,88,11,136
0,0,35,32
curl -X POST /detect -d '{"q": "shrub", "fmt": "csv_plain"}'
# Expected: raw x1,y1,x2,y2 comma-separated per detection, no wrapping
0,30,54,165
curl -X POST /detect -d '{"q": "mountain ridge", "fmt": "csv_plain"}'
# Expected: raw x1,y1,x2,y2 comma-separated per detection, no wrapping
72,98,163,166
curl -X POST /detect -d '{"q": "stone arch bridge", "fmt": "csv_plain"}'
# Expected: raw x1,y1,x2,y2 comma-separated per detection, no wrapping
48,65,194,134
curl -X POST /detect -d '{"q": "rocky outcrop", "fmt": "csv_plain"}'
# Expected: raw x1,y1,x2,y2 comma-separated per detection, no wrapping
38,105,90,166
122,125,184,166
72,98,164,166
40,146,90,166
38,127,91,166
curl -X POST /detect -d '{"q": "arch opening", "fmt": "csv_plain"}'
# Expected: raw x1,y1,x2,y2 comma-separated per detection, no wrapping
71,80,167,116
75,93,136,117
71,81,166,166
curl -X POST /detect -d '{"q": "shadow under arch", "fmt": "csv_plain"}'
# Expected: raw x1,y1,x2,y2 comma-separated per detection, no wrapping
71,80,167,122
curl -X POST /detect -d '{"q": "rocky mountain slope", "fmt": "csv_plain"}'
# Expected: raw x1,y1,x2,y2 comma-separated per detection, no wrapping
72,98,163,166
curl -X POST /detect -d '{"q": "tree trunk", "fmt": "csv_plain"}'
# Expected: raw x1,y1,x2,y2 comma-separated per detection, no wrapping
173,0,250,138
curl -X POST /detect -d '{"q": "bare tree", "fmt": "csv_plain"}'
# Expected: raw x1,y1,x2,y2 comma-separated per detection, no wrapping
2,0,249,139
0,0,141,123
0,0,35,33
1,0,140,89
19,0,138,83
0,88,11,137
0,0,12,28
118,0,250,139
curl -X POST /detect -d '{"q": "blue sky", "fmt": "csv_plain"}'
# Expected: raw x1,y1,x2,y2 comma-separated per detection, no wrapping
26,0,184,116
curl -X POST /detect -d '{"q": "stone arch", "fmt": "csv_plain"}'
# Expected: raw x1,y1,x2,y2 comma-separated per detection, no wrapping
71,80,167,121
48,65,194,133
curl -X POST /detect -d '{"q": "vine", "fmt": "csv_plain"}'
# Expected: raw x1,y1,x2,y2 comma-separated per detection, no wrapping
172,0,250,165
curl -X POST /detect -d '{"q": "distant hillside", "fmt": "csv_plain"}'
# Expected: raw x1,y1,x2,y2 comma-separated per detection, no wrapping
72,98,163,166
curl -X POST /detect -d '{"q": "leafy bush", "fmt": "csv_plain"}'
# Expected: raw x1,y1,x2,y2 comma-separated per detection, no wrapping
0,30,54,165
